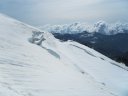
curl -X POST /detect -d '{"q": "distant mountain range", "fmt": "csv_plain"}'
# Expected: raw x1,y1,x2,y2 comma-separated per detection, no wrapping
40,21,128,35
40,22,128,66
53,32,128,66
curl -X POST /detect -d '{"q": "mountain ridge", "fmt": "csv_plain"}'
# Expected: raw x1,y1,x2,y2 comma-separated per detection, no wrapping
40,21,128,35
52,32,128,66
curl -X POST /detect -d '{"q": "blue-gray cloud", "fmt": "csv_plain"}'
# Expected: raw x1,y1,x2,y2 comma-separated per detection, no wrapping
0,0,128,26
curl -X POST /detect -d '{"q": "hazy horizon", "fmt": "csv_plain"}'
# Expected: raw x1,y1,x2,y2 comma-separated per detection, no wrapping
0,0,128,26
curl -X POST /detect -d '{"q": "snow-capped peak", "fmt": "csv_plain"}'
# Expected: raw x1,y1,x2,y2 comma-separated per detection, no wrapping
39,21,128,35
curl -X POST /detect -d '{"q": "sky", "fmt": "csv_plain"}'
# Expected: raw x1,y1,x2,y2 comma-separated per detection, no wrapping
0,0,128,26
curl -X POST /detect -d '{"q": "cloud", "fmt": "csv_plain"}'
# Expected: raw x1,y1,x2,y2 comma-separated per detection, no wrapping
0,0,128,25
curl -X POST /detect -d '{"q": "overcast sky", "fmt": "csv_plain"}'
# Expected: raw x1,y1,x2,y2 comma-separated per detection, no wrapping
0,0,128,26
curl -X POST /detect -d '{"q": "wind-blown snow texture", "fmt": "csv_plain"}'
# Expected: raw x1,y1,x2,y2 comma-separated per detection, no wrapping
40,21,128,35
0,13,128,96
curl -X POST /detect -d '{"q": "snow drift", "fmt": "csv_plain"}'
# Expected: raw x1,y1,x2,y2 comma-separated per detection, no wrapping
40,21,128,35
0,13,128,96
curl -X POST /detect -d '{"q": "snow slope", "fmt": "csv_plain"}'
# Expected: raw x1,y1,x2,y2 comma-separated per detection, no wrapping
0,13,128,96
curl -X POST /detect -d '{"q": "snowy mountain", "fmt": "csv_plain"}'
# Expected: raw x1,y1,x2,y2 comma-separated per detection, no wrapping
40,21,128,35
40,22,128,66
0,13,128,96
53,32,128,66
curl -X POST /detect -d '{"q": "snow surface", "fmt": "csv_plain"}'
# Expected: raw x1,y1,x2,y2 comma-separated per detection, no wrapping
0,13,128,96
39,21,128,35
